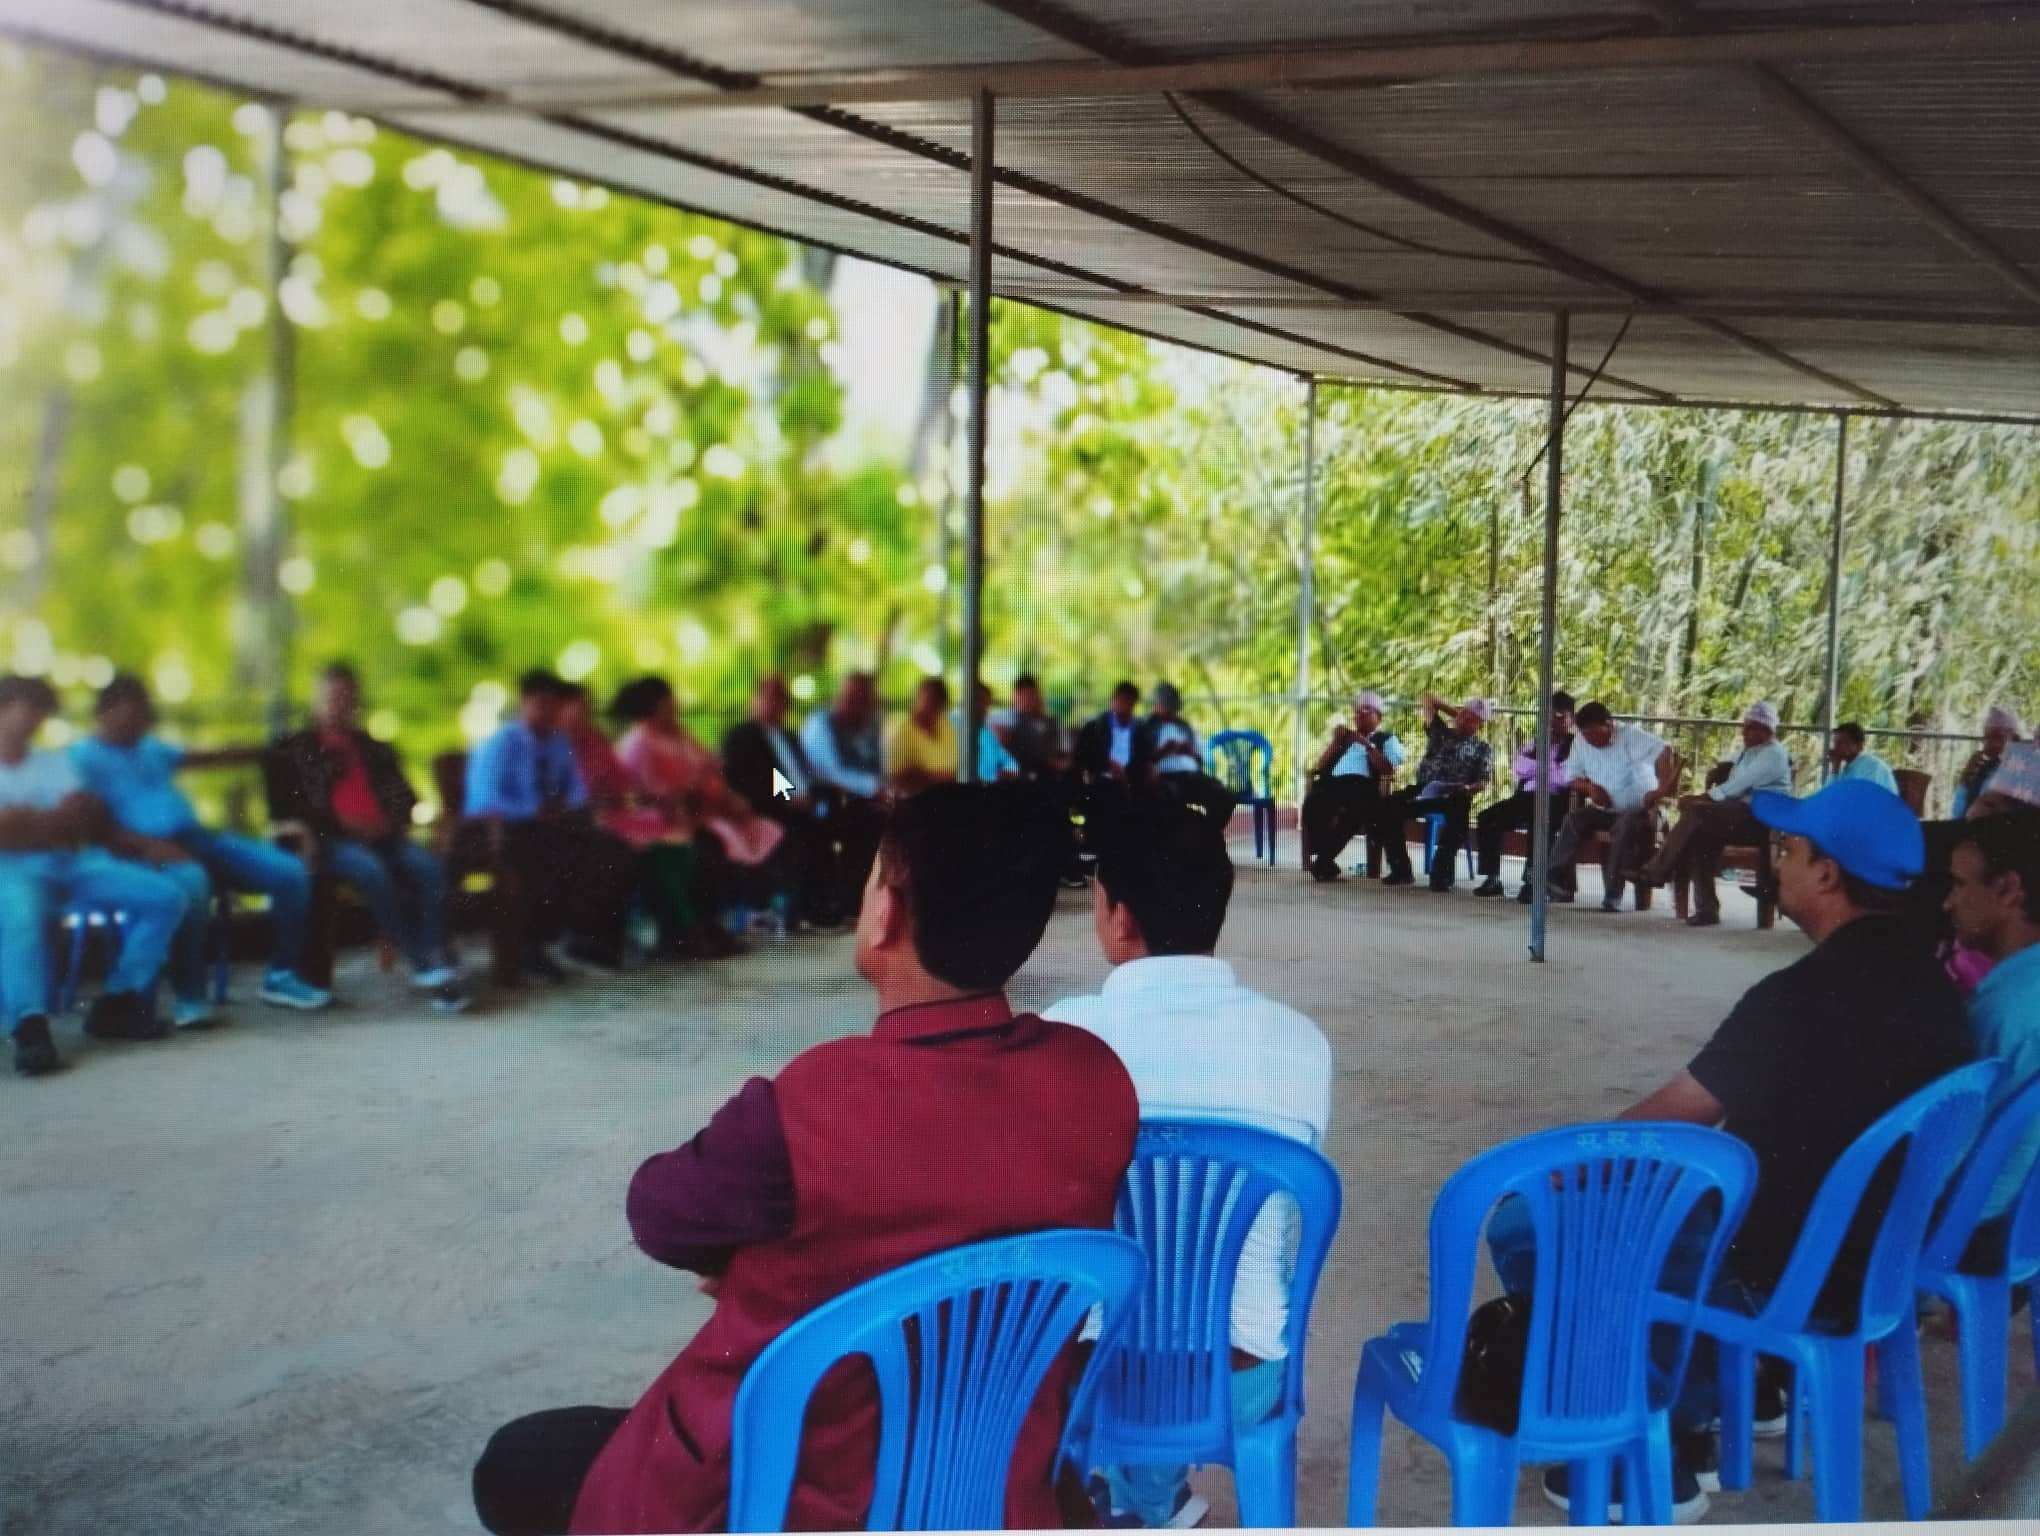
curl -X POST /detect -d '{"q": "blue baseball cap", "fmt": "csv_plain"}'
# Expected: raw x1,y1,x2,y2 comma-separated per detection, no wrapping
1751,779,1924,890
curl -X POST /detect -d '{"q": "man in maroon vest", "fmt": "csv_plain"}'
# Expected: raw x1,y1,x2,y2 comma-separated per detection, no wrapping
474,782,1140,1534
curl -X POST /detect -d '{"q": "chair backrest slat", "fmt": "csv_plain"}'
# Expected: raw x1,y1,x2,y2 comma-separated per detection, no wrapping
1206,730,1273,800
1921,1069,2040,1278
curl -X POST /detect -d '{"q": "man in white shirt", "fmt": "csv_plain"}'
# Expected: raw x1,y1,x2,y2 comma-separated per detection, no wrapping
1045,794,1331,1528
1545,700,1676,913
1638,701,1796,926
1302,689,1405,882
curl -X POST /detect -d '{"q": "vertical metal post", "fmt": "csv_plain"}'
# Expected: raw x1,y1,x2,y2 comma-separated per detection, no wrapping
1529,311,1569,963
935,288,961,672
1820,412,1850,780
958,90,993,783
1292,376,1318,807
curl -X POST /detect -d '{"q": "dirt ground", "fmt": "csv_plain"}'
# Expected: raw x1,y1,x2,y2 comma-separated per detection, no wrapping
0,845,2022,1533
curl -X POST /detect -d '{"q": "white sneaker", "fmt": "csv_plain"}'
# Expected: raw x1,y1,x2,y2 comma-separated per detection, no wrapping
412,964,459,989
171,997,219,1030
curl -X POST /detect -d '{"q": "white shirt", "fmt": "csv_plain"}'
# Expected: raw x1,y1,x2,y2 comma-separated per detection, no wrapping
1709,739,1794,802
1108,717,1135,769
764,724,810,796
797,712,882,799
1151,719,1200,775
0,748,80,810
1569,724,1669,813
1045,955,1333,1361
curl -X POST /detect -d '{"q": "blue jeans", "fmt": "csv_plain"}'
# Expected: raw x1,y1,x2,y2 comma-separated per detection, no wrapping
324,838,449,972
1486,1193,1764,1434
0,850,187,1028
1098,1358,1286,1524
170,829,310,989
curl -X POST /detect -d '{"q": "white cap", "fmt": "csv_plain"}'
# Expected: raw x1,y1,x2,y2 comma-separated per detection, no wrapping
1463,697,1494,723
1984,705,2026,736
1354,690,1386,714
1743,700,1780,729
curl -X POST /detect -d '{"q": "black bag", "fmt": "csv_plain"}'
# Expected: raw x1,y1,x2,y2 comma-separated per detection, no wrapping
1457,1294,1530,1434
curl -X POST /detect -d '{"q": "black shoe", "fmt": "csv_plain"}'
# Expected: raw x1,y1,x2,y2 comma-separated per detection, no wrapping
1711,1375,1791,1440
526,950,570,985
564,939,625,973
1677,1428,1723,1493
1686,909,1722,928
1429,879,1456,893
1381,870,1415,887
1541,1452,1710,1524
1517,883,1535,904
1309,859,1341,883
1545,885,1576,904
1473,877,1506,898
83,990,168,1042
11,1015,61,1076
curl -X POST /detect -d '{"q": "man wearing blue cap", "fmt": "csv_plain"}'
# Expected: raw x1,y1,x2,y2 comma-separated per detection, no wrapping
1505,778,1972,1521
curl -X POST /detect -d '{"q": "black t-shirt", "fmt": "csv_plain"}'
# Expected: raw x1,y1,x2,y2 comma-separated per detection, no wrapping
1688,913,1973,1312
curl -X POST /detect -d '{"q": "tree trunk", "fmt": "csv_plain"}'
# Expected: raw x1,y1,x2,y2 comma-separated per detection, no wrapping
13,387,71,615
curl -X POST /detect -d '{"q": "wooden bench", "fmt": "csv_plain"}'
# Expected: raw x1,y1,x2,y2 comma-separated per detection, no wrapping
431,751,526,987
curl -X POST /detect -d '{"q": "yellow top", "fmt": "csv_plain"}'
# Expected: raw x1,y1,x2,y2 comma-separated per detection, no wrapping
887,715,959,781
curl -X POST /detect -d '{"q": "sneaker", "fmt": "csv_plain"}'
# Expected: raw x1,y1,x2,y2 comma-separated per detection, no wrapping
412,964,459,990
11,1015,62,1077
1163,1491,1210,1529
1309,859,1341,884
1381,871,1416,887
1678,1428,1723,1494
171,996,221,1030
1429,880,1455,894
1685,910,1722,929
1545,885,1576,904
259,971,333,1011
1541,1458,1709,1525
427,982,472,1016
1711,1379,1791,1440
1473,877,1506,898
1599,897,1623,913
84,990,168,1041
1084,1477,1208,1530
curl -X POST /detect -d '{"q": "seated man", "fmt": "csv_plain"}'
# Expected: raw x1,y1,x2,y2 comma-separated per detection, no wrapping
1473,690,1575,899
794,673,888,921
1954,706,2027,819
1544,701,1675,912
990,673,1071,782
1073,681,1151,787
1493,778,1973,1521
268,662,468,1012
1941,812,2040,1266
1369,693,1493,891
1636,700,1794,927
885,676,958,797
72,673,331,1017
465,670,633,980
472,784,1138,1535
1045,793,1330,1529
966,681,1021,781
1828,720,1897,795
1143,683,1202,780
722,673,850,928
0,675,190,1073
1301,689,1404,883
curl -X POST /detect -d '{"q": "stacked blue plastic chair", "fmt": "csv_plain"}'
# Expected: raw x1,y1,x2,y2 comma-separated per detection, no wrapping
57,893,231,1014
727,1229,1144,1533
1206,731,1278,867
1068,1118,1341,1527
1348,1123,1754,1527
1698,1059,1999,1522
1913,1069,2040,1461
1420,813,1478,883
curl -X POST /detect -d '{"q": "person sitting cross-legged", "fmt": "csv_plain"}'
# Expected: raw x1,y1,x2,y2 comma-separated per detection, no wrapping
1301,689,1404,883
1543,701,1676,911
268,662,469,1013
0,675,191,1073
1473,690,1575,899
471,783,1138,1536
71,673,331,1018
1045,791,1331,1529
1369,693,1493,891
1635,700,1795,927
1490,778,1973,1521
1828,721,1897,794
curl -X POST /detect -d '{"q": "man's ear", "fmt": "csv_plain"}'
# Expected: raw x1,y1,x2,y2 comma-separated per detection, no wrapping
875,878,910,951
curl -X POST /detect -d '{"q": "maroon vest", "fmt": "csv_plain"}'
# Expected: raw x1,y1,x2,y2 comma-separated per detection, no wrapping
571,997,1139,1533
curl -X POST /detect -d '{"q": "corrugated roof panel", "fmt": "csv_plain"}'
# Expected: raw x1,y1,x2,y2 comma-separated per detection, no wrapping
1047,0,1648,54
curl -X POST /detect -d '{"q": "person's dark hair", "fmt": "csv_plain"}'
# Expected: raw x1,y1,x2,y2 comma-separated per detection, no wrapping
1111,680,1140,704
95,672,150,715
320,661,361,689
1807,838,1907,916
1552,690,1576,714
1575,701,1613,729
0,674,59,713
557,681,590,707
608,675,674,724
1957,812,2040,923
1835,721,1867,746
1014,673,1040,693
518,668,566,699
1092,793,1236,956
876,782,1070,990
916,675,950,707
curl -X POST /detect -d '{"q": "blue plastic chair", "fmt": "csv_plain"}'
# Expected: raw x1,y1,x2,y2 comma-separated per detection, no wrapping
1420,812,1478,883
1068,1118,1341,1527
1697,1059,1999,1522
1913,1069,2040,1460
1207,731,1278,867
1348,1122,1754,1527
727,1229,1145,1533
58,896,231,1014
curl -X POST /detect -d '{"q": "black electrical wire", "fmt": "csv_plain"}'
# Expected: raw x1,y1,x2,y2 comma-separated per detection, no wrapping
1164,92,1550,271
1517,312,1636,483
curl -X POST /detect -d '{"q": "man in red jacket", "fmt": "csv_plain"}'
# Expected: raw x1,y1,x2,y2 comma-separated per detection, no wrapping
474,782,1139,1535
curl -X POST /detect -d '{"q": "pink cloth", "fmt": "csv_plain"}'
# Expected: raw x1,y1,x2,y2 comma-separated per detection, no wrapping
1945,941,1997,998
1512,740,1573,793
569,725,685,848
616,724,785,868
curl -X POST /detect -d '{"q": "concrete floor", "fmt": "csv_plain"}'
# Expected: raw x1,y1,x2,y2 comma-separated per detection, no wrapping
0,847,2025,1533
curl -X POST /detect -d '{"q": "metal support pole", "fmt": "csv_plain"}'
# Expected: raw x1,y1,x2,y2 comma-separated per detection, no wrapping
1529,311,1569,963
958,90,993,783
1820,412,1850,780
935,289,961,671
1292,376,1318,807
235,108,296,736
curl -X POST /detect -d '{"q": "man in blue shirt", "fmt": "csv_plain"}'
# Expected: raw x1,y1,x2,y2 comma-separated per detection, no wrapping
1829,721,1898,794
72,674,330,1017
465,669,630,980
1943,813,2040,1256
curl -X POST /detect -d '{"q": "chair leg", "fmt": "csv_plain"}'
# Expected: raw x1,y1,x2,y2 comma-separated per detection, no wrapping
1234,1416,1297,1528
1446,1434,1517,1527
1719,1340,1758,1491
1567,1454,1612,1527
1948,1275,2010,1461
1345,1379,1386,1526
1422,818,1436,877
1629,1415,1675,1527
1805,1339,1867,1522
1876,1319,1933,1519
1266,806,1278,868
60,917,89,1014
1673,873,1691,920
